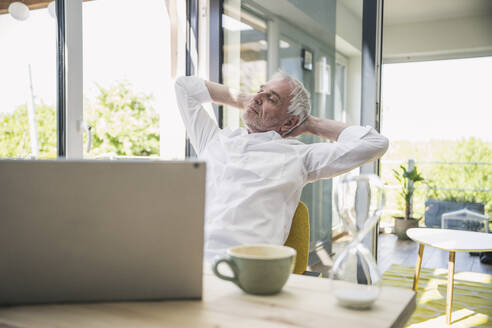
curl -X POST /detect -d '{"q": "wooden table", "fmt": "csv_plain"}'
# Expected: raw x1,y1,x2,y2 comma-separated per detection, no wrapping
0,271,415,328
407,228,492,325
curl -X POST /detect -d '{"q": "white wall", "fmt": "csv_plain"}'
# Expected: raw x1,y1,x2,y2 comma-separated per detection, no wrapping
336,1,361,56
383,15,492,63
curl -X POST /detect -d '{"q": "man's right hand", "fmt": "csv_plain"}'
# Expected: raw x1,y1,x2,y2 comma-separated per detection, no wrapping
238,93,254,111
288,116,350,141
205,80,253,110
284,115,350,141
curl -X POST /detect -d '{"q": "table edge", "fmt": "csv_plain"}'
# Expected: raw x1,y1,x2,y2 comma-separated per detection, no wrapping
407,228,492,252
391,292,416,328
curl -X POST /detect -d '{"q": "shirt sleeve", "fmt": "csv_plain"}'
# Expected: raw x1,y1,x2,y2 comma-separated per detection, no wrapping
304,126,389,182
174,76,219,156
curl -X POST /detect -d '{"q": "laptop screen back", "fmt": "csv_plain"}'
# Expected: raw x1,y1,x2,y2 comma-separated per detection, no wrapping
0,160,206,305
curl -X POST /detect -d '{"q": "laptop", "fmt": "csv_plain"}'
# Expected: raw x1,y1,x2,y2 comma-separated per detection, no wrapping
0,159,206,305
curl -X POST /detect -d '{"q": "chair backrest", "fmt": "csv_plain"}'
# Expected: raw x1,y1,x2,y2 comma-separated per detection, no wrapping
284,202,310,274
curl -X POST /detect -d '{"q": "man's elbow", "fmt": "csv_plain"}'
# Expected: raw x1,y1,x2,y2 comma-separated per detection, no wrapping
375,135,389,158
174,76,189,90
174,76,207,98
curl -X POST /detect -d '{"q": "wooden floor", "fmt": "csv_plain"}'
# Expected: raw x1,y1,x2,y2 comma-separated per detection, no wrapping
377,233,492,275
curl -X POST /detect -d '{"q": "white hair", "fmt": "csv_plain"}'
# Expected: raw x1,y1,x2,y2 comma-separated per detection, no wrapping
271,71,311,135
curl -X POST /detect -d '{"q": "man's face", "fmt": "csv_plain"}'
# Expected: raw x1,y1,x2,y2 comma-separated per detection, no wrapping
242,77,293,133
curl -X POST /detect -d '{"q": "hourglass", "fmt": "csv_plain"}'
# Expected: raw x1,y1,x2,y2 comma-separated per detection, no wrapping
330,174,385,309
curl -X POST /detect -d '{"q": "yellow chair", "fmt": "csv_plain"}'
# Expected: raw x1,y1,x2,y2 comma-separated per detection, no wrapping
284,201,310,274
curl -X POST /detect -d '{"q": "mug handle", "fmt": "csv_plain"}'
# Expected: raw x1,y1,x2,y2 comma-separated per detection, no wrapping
212,257,239,284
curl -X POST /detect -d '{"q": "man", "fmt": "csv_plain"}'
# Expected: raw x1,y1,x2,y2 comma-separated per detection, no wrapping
175,72,388,261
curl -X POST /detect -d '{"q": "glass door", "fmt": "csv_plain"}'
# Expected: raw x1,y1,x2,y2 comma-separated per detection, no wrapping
222,2,267,130
215,0,383,263
278,29,337,256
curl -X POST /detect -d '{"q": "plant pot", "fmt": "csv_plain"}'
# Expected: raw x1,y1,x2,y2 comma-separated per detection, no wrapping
394,217,419,240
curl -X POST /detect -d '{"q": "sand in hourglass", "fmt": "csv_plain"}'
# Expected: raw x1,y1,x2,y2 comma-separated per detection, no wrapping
334,284,380,309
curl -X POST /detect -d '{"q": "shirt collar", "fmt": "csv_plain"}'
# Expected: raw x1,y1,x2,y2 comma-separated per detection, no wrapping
225,128,282,140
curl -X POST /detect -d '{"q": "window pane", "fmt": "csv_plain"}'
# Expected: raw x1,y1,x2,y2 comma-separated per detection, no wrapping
82,0,186,159
331,61,347,230
277,13,339,251
334,62,346,122
333,0,363,240
222,4,267,130
0,6,57,159
279,37,302,80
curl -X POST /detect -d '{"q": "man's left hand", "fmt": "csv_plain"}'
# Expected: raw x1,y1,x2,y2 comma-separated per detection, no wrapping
284,116,312,138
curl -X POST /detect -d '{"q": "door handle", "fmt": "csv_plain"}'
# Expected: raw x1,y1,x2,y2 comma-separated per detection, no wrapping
80,121,92,153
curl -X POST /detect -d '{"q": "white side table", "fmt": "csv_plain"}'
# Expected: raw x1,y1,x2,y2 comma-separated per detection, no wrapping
407,228,492,325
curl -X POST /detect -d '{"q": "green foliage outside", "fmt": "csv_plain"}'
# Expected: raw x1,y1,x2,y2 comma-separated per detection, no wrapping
84,82,159,157
425,138,492,213
0,104,57,159
0,81,159,159
381,138,492,227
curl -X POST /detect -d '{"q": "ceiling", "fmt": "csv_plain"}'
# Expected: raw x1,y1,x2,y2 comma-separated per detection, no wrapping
5,0,492,25
0,0,51,14
0,0,92,15
342,0,492,25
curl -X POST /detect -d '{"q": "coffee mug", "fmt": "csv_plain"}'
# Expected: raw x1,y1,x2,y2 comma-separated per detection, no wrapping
212,244,296,295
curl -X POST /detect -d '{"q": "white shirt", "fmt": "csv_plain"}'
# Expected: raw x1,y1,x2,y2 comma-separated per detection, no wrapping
175,76,389,261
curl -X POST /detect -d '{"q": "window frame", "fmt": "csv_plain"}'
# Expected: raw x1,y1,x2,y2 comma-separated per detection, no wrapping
56,0,84,159
55,0,66,157
209,0,224,128
56,0,194,159
185,0,200,158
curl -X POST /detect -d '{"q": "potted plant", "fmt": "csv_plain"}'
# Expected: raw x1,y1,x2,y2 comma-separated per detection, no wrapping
393,165,424,239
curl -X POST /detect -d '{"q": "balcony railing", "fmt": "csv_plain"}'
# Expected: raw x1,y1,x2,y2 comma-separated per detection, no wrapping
380,159,491,219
